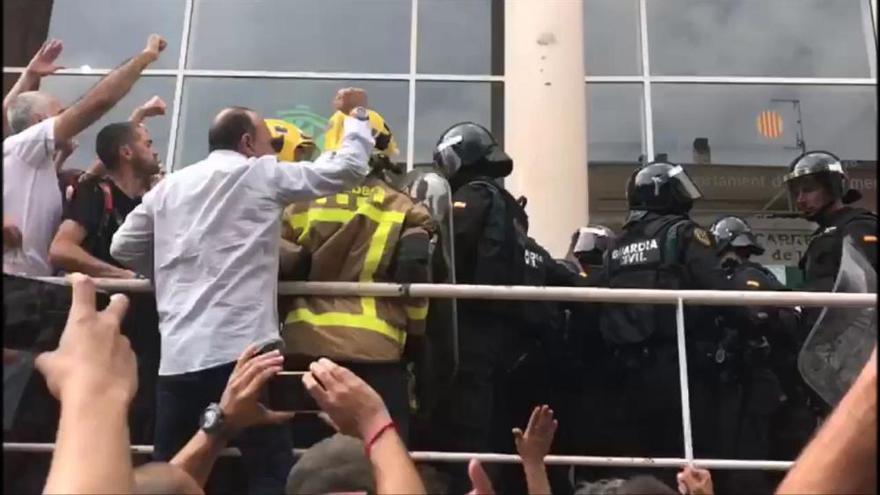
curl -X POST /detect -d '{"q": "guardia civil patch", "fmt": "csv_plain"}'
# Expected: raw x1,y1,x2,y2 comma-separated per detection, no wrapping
693,228,712,247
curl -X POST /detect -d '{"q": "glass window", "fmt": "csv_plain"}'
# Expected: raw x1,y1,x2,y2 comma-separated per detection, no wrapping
413,82,503,166
418,0,502,75
586,83,645,227
175,78,409,169
38,75,176,170
647,0,876,77
188,0,411,73
584,0,641,75
46,0,184,70
652,84,877,215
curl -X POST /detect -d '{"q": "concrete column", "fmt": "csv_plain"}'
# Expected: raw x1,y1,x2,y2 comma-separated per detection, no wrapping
504,0,588,257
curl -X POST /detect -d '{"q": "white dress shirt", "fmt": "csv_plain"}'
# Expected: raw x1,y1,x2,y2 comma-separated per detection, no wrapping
111,117,373,376
3,117,62,276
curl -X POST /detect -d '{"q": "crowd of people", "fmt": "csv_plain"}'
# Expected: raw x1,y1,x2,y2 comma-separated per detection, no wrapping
3,34,878,495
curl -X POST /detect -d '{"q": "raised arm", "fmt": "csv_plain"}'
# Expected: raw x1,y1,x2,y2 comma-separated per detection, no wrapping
53,35,166,143
267,88,373,205
3,39,64,137
128,95,167,126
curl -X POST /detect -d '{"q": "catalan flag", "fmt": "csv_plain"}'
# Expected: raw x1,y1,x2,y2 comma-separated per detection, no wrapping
756,110,784,139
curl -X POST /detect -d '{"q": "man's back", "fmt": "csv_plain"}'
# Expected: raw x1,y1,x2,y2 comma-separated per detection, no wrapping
141,151,287,374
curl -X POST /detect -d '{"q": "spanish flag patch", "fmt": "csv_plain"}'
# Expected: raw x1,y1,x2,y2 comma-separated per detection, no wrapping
453,201,467,209
864,235,877,243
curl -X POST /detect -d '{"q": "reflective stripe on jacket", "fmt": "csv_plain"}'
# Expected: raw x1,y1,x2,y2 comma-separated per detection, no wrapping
280,176,433,362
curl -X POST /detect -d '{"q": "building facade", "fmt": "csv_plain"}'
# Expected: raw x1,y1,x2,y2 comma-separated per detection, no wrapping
4,0,877,282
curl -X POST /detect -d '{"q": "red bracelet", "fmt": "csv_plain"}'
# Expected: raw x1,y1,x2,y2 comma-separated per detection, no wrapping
364,420,397,458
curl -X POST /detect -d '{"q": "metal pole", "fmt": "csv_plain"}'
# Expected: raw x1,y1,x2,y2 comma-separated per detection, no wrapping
676,297,695,462
31,277,877,308
1,443,794,470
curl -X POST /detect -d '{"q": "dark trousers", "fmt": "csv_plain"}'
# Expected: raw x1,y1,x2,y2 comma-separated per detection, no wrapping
153,361,294,495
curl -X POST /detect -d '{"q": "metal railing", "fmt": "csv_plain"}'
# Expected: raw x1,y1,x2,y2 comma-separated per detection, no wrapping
8,277,876,471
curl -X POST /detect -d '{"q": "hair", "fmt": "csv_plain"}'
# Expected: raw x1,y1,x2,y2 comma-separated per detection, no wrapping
285,434,375,495
618,475,677,495
95,122,137,171
208,106,256,152
6,91,52,134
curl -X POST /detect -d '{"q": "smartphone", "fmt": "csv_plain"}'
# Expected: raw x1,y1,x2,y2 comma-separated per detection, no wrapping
2,274,91,353
267,371,321,412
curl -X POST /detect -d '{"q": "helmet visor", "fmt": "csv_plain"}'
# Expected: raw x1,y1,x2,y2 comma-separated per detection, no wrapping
667,165,703,200
573,227,611,254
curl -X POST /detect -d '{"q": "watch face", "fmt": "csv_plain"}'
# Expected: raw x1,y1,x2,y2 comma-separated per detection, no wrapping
201,407,219,430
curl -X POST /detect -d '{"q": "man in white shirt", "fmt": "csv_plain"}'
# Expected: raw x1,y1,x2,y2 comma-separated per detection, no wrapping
3,35,167,276
111,88,374,495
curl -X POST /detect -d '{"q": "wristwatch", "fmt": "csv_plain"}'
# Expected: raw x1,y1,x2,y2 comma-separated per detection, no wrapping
349,106,369,121
199,403,229,437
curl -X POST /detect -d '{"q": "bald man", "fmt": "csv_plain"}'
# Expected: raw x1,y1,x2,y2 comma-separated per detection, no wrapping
111,89,374,494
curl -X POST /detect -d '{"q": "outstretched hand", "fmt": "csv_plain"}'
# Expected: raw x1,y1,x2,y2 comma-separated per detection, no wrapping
27,39,64,77
35,274,136,404
302,357,391,440
219,345,295,434
513,405,558,464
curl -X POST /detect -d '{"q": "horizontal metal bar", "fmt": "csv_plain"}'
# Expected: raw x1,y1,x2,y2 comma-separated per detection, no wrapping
32,277,876,308
649,76,878,85
1,67,501,83
1,443,793,470
4,67,875,86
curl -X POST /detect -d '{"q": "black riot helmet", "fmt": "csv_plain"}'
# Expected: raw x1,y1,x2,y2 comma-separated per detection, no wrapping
783,150,862,211
568,225,616,268
710,216,765,257
626,161,703,214
432,122,513,183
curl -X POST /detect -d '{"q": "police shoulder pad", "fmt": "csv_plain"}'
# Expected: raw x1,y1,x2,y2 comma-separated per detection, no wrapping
693,227,713,247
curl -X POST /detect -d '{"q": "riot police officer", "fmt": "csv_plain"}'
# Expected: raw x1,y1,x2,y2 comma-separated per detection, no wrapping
421,122,559,493
595,161,728,474
783,150,877,324
709,216,800,494
779,151,877,455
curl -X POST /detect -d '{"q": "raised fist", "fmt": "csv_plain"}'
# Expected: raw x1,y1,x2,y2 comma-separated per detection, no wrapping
333,88,368,116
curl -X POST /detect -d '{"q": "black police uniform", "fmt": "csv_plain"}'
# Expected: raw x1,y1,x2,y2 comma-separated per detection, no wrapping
593,162,733,488
597,210,726,462
711,259,797,494
420,122,556,493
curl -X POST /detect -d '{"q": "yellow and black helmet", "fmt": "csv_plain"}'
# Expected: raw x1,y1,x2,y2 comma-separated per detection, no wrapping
265,118,317,162
324,109,399,157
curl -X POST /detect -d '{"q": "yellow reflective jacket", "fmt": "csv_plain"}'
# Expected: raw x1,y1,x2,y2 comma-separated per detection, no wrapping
280,176,434,362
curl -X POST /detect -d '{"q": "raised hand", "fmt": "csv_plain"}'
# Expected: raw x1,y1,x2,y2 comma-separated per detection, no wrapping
512,405,558,464
34,274,136,404
218,345,295,434
139,96,167,118
302,357,390,440
333,87,368,115
143,34,167,61
27,39,64,77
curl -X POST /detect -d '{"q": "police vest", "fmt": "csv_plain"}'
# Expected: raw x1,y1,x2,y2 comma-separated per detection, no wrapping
800,207,878,292
599,214,692,345
465,180,554,326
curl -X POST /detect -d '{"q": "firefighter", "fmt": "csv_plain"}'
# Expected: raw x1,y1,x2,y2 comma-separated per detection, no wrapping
265,118,318,162
709,215,800,494
595,161,731,483
278,109,433,443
